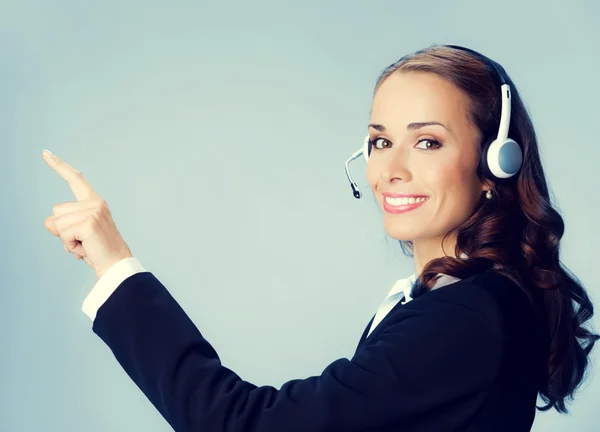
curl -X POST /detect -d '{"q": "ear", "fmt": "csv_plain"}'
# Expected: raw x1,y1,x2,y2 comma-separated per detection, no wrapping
481,179,495,192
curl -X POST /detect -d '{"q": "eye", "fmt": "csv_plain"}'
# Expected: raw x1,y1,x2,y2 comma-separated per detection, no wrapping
415,138,442,150
368,137,391,150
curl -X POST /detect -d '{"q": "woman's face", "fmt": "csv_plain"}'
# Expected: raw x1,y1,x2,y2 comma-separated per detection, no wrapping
366,71,490,243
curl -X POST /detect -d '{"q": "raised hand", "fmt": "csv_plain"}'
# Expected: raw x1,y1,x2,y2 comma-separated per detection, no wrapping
42,149,133,279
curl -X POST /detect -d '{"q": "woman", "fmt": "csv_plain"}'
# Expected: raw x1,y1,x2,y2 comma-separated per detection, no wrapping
44,44,599,431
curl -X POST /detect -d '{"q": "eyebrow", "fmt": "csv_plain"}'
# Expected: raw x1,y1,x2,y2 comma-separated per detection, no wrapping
369,122,450,132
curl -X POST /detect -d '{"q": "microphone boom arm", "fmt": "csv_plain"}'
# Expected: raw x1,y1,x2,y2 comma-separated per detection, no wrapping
345,148,364,199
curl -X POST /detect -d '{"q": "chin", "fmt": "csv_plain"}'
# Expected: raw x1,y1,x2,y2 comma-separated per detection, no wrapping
382,225,420,242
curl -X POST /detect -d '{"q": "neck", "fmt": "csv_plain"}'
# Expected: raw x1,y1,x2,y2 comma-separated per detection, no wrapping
413,234,458,277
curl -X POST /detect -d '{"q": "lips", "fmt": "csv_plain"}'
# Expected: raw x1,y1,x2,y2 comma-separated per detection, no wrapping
382,195,429,214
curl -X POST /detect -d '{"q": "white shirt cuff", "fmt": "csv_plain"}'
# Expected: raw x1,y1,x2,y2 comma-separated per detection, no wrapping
82,257,147,321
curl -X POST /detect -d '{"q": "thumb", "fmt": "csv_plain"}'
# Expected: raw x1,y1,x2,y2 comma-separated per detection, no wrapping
64,242,86,256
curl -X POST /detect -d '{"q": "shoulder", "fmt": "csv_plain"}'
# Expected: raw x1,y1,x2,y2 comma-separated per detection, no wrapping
359,269,539,389
415,268,526,307
408,270,507,313
365,271,509,373
406,269,536,341
374,270,513,342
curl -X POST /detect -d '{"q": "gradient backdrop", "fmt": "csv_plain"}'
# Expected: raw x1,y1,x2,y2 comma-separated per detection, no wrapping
2,0,599,430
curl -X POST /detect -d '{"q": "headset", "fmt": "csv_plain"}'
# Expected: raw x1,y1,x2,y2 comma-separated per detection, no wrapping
345,45,523,199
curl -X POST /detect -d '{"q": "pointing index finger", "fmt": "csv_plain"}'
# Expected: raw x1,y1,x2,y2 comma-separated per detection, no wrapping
42,149,101,201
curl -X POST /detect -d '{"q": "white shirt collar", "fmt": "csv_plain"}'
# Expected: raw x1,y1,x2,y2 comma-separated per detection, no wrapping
388,252,467,303
386,273,461,303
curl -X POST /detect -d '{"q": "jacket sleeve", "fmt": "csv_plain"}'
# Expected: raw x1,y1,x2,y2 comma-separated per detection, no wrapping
91,271,503,432
82,257,146,321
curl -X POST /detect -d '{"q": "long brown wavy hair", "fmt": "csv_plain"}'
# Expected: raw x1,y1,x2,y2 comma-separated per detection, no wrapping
374,44,598,413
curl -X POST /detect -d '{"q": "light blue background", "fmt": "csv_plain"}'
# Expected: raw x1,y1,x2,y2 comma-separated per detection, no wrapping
2,0,599,430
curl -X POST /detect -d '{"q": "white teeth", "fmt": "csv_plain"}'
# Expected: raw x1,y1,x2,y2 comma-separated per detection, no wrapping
385,196,428,206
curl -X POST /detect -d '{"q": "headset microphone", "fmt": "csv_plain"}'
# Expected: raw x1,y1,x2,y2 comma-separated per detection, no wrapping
344,148,365,198
345,45,523,199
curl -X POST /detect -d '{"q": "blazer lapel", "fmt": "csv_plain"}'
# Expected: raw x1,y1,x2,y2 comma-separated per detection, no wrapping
355,315,375,352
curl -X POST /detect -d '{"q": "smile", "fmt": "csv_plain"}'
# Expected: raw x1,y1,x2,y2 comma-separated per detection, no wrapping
383,196,429,214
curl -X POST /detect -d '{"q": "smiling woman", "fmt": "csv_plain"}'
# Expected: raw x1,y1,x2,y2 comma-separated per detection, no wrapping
47,44,598,432
361,44,599,415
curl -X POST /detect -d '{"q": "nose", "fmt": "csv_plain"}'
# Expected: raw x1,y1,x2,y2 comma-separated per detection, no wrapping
379,144,411,184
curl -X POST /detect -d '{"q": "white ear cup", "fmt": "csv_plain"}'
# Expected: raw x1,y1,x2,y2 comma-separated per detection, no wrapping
486,138,523,179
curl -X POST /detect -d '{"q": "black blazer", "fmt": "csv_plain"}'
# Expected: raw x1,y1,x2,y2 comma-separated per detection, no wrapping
92,268,543,431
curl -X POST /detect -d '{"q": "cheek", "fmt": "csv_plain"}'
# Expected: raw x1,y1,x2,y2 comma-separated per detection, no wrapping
430,163,460,187
431,161,481,209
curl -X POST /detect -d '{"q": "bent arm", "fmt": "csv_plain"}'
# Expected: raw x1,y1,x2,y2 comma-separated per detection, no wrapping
91,271,502,432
